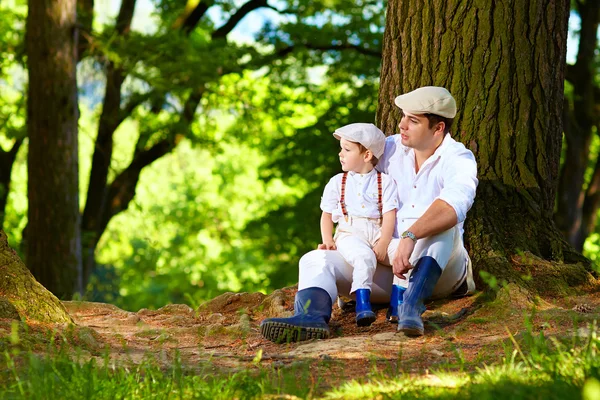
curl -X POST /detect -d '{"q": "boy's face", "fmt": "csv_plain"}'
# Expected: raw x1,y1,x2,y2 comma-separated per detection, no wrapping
338,138,372,173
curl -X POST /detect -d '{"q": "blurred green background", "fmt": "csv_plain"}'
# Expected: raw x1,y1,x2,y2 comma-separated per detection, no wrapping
1,0,598,310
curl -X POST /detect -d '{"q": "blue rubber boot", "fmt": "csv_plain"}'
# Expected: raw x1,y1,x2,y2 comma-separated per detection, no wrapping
355,289,376,326
386,284,406,323
260,287,332,343
397,257,442,337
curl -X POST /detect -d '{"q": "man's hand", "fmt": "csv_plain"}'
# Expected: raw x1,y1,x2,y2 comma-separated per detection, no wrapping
392,238,416,279
372,241,389,263
317,240,337,250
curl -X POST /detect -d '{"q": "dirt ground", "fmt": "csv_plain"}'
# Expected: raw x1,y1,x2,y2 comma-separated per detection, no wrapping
1,283,599,388
0,283,580,383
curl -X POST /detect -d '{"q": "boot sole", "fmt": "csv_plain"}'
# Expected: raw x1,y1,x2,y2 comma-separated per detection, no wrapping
398,325,424,337
356,314,376,327
260,321,330,343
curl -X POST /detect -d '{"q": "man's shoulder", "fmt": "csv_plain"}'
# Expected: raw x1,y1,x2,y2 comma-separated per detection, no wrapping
441,135,476,160
382,135,407,159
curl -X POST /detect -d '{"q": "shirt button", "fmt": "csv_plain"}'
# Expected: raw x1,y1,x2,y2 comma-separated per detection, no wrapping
362,205,365,208
358,193,361,196
412,205,415,208
413,185,417,189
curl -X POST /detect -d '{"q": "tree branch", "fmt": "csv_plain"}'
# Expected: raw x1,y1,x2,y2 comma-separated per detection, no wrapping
212,0,269,39
82,0,138,236
118,91,155,125
240,43,381,72
177,0,214,34
77,0,95,60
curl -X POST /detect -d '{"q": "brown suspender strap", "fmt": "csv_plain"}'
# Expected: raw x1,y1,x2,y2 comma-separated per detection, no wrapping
340,172,348,221
377,171,383,221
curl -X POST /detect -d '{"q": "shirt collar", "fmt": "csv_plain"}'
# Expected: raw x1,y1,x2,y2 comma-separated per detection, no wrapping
348,168,377,178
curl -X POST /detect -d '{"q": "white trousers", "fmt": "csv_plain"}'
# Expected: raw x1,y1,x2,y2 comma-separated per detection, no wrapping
299,223,470,304
334,217,397,294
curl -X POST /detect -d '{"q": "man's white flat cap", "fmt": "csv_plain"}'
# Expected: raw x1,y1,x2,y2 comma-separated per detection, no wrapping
394,86,457,118
333,123,386,159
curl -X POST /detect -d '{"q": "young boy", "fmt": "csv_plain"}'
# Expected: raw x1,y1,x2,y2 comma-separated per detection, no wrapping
319,123,399,326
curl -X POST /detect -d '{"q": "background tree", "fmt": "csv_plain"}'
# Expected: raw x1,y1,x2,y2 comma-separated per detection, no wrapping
376,0,592,292
25,0,82,298
75,0,387,294
556,1,600,252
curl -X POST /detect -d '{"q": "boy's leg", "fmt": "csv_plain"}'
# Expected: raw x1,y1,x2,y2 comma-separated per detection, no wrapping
335,234,378,326
335,235,378,294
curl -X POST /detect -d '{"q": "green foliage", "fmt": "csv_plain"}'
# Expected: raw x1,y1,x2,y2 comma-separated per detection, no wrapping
0,0,387,307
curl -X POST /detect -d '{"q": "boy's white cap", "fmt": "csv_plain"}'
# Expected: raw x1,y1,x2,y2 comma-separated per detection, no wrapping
394,86,457,118
333,123,386,159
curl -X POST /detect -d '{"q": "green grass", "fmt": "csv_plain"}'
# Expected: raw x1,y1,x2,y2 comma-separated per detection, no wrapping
1,320,600,399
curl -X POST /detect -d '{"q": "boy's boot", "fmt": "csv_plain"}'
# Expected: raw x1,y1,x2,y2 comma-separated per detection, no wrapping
397,256,442,337
355,289,376,326
260,287,332,343
386,284,406,323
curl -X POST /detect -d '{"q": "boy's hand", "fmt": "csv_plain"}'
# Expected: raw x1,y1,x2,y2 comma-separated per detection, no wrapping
372,241,389,263
318,240,337,250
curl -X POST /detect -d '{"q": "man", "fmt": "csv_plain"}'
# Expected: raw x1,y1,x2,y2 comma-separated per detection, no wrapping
260,86,478,342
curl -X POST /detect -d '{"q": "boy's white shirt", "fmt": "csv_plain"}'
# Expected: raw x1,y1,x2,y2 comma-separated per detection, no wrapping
320,169,399,223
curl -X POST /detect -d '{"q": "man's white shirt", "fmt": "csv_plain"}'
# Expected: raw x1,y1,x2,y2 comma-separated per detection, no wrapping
320,169,399,223
376,134,478,235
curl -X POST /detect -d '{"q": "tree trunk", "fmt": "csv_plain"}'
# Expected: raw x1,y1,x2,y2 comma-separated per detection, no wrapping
0,230,72,322
0,139,23,228
377,0,592,294
26,0,82,299
555,0,600,251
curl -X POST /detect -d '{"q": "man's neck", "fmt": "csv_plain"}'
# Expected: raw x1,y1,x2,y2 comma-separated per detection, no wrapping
414,136,445,173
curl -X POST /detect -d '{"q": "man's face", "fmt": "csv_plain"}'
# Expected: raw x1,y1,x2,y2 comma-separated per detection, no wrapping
398,111,443,151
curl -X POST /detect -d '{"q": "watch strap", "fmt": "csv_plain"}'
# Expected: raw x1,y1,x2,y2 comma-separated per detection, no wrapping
401,230,417,242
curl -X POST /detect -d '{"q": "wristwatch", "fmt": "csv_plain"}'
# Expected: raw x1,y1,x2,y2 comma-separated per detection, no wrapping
401,230,417,242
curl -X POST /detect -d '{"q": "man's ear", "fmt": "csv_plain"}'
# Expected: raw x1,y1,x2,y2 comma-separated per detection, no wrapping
434,121,445,137
363,150,373,162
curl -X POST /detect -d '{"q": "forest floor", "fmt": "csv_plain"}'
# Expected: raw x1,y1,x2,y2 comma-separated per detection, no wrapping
3,283,600,389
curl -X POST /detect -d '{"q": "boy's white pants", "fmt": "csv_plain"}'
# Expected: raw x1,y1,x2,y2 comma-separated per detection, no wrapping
334,217,397,294
300,219,470,304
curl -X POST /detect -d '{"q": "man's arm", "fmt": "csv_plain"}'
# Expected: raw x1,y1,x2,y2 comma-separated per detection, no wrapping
392,200,456,278
408,199,457,239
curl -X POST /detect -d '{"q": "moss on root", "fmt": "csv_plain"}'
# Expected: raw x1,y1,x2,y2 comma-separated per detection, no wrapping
0,230,72,323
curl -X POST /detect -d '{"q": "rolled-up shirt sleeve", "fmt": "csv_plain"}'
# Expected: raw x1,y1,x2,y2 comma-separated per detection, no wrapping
320,176,340,213
435,149,478,223
382,175,399,214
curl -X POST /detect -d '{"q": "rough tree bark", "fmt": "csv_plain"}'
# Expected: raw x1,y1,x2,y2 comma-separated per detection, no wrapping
376,0,593,294
26,0,82,298
0,230,72,322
